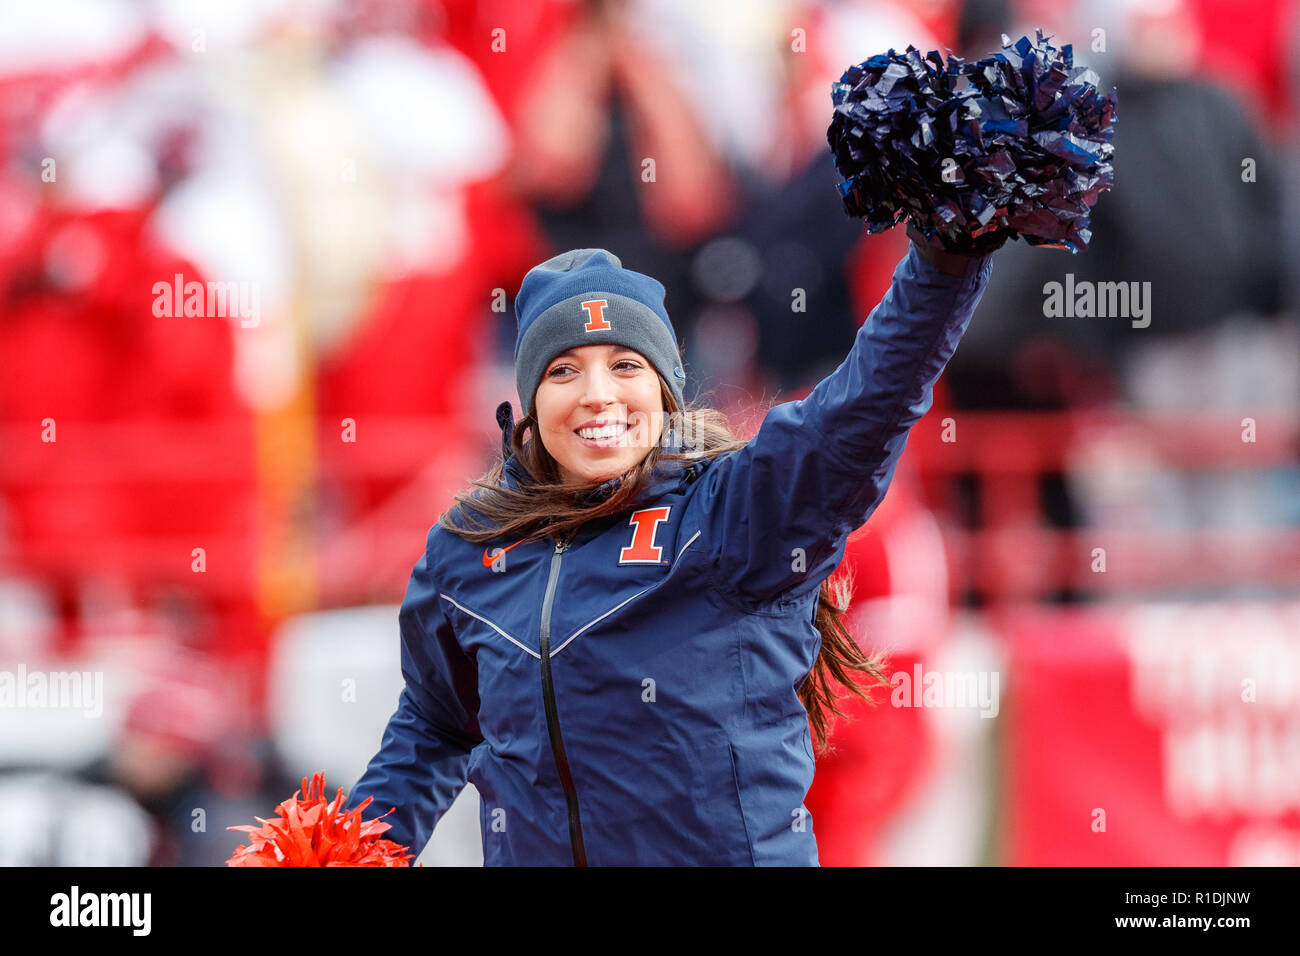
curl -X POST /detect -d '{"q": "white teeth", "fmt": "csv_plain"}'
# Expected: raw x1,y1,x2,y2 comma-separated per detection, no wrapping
578,423,627,440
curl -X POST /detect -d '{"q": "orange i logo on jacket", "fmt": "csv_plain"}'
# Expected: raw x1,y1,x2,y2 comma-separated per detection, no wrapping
581,299,611,332
620,506,671,564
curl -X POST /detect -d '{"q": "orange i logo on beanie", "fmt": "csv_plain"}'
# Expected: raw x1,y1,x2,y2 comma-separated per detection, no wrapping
580,299,611,332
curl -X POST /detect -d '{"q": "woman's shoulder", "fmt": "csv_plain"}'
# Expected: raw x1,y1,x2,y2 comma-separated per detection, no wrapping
434,467,514,537
418,514,482,574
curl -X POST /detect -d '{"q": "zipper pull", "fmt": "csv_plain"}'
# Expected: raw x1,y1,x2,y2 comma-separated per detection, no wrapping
554,533,571,554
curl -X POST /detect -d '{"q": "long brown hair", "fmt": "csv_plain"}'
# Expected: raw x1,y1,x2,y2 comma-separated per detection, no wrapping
439,377,891,756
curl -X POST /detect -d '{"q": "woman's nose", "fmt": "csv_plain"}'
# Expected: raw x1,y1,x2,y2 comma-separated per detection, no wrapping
581,366,617,407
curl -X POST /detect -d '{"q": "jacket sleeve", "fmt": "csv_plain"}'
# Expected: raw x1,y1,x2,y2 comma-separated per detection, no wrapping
696,241,994,609
347,527,484,857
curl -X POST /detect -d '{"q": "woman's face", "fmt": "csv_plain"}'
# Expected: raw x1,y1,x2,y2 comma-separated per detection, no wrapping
534,344,666,484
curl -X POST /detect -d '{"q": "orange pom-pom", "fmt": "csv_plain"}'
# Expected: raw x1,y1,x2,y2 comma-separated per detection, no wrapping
226,772,413,867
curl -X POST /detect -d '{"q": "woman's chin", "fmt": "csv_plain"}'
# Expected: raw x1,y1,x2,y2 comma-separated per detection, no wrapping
570,459,629,486
558,443,653,485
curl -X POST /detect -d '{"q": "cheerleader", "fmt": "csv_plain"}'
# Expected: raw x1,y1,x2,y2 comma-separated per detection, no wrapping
349,235,995,865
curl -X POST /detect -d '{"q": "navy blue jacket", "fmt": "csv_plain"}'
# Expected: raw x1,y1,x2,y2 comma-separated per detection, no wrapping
350,244,994,865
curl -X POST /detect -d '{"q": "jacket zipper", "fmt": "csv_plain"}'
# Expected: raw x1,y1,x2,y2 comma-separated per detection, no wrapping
539,532,587,866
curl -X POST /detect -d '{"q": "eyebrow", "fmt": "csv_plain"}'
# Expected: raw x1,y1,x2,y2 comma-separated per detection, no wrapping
549,347,641,363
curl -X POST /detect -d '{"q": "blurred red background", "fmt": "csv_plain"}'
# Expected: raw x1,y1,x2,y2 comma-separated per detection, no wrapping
0,0,1296,866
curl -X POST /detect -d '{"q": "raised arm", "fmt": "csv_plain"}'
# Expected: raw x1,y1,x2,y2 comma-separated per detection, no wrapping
348,528,484,856
694,235,994,610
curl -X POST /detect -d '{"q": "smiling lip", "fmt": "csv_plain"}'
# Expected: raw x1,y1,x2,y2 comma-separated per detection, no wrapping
574,421,628,448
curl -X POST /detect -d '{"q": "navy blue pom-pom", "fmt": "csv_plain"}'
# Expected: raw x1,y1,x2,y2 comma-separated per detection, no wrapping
827,30,1117,254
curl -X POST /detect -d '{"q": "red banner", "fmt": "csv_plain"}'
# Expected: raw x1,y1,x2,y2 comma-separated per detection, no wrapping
1003,602,1300,865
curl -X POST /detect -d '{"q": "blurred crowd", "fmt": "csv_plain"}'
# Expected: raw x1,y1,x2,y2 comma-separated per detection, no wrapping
0,0,1297,865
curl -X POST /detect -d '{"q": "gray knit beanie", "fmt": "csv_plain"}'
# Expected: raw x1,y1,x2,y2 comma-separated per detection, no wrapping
513,249,686,418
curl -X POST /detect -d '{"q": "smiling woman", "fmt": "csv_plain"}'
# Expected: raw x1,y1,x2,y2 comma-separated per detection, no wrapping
349,240,995,865
437,249,743,543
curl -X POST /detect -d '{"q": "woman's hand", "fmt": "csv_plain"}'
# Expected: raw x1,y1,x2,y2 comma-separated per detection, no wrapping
906,222,998,276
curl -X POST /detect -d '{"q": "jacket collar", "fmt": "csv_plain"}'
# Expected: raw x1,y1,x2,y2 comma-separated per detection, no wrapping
496,400,702,508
